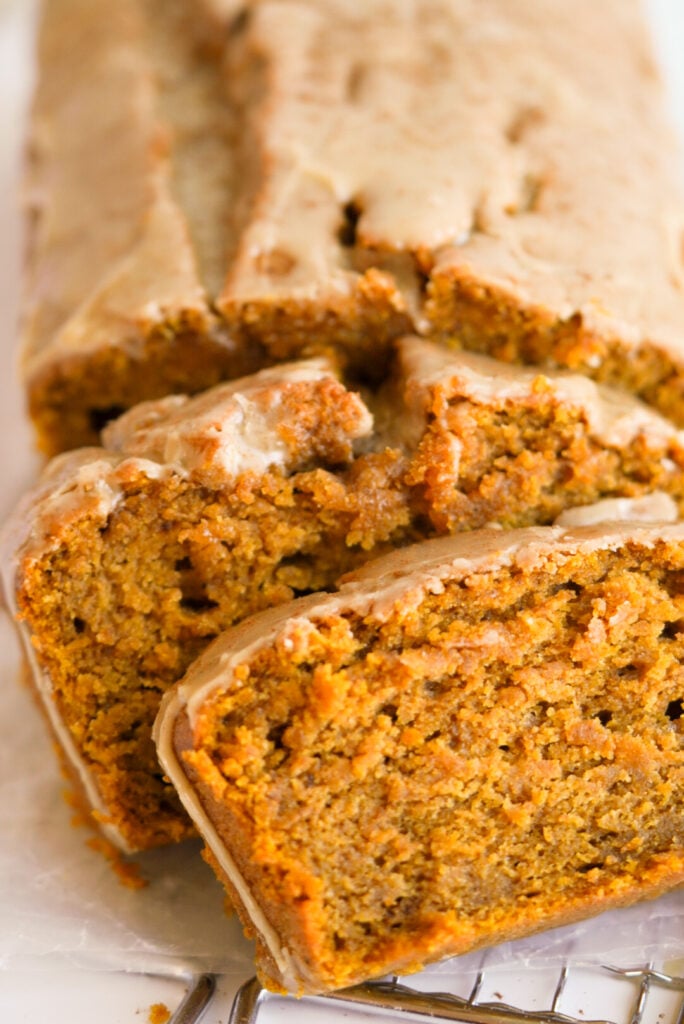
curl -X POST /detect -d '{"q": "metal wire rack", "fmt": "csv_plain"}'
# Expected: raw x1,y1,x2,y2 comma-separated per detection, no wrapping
169,963,684,1024
227,967,684,1024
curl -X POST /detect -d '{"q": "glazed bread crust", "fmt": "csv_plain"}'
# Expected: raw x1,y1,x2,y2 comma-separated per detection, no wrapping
24,0,684,451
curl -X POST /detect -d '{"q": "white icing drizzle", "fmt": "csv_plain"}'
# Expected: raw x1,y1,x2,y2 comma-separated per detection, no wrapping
102,357,373,485
555,492,679,528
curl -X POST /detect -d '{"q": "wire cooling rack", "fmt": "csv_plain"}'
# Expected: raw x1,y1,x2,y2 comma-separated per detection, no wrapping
169,963,684,1024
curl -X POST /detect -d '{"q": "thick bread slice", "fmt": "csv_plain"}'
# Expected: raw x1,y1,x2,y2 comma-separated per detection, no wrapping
156,520,684,993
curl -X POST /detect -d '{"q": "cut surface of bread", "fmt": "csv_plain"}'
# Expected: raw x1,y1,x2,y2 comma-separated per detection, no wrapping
6,341,684,850
156,522,684,993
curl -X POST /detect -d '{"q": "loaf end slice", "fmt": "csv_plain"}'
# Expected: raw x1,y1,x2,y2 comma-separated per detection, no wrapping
156,521,684,992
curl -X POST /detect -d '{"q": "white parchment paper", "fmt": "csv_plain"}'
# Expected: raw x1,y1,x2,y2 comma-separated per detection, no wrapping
0,0,682,982
0,645,253,975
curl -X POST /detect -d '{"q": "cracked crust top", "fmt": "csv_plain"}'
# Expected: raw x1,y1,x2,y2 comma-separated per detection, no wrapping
23,0,684,449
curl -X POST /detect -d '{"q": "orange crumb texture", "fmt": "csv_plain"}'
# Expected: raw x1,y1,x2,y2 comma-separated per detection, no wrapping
147,1004,171,1024
63,788,92,831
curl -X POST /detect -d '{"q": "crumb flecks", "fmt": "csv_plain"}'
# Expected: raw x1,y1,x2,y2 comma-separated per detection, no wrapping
147,1003,171,1024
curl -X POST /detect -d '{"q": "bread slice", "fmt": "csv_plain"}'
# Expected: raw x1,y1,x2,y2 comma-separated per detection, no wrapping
155,519,684,993
24,0,684,452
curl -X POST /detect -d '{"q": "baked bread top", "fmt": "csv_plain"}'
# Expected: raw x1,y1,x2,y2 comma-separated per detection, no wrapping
24,0,684,451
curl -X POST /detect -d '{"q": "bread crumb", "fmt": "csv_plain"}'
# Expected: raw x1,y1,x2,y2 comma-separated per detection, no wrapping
85,836,148,890
63,787,92,830
148,1004,171,1024
58,777,147,888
